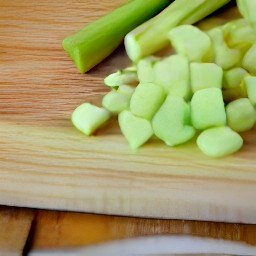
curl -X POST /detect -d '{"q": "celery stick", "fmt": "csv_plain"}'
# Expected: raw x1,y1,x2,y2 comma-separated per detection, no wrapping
63,0,170,73
181,0,230,25
124,0,230,62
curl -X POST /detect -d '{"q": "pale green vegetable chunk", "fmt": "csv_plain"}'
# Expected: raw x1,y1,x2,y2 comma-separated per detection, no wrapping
102,84,135,114
154,55,191,99
168,25,213,62
242,44,256,75
104,68,138,87
71,103,111,135
223,67,248,89
208,27,242,70
221,19,256,51
118,110,153,149
137,56,159,83
130,82,166,120
190,62,223,93
152,95,195,146
191,88,226,130
244,76,256,107
237,0,256,31
102,91,131,114
197,126,243,157
226,98,256,132
117,84,135,98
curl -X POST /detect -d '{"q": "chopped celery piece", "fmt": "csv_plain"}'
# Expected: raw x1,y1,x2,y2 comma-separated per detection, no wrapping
168,25,213,62
71,103,110,135
190,63,223,93
125,0,231,62
197,126,243,158
191,88,226,130
154,55,191,99
118,110,153,150
63,0,170,73
130,82,166,120
242,44,256,75
152,95,195,146
104,68,138,87
102,83,135,114
221,19,256,49
117,85,135,98
223,67,248,89
102,90,130,114
226,98,256,132
137,56,159,83
207,27,242,70
237,0,256,31
244,76,256,107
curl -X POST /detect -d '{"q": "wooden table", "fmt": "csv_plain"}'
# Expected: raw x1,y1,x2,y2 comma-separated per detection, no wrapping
0,205,256,255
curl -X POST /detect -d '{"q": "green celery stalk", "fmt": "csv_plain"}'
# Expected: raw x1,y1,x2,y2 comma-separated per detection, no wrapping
124,0,231,62
62,0,171,73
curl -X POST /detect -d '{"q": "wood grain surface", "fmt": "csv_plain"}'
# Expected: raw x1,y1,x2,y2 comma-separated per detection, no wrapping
0,206,34,255
1,1,256,224
28,209,256,250
0,206,255,254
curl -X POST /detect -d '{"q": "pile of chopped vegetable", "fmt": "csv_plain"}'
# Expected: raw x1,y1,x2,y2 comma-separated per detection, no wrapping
64,0,256,158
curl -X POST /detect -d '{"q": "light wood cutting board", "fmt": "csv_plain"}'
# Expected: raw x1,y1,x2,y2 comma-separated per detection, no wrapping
1,0,256,223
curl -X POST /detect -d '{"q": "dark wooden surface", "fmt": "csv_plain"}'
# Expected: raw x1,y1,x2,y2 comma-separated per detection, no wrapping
0,205,256,255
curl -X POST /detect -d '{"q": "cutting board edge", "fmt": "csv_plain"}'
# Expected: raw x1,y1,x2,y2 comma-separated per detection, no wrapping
1,199,256,224
1,174,255,224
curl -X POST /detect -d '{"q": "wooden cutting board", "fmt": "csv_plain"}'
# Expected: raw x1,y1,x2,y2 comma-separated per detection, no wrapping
1,0,256,224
